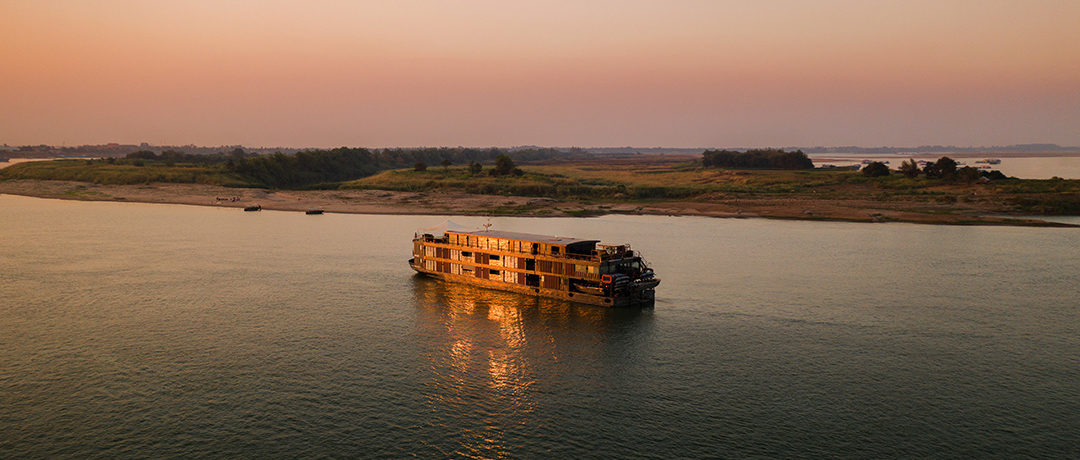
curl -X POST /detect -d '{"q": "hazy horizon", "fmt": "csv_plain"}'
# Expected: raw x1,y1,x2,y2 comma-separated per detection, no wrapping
3,1,1078,147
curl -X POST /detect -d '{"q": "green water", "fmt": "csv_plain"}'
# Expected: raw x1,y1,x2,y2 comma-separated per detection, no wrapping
1,194,1078,458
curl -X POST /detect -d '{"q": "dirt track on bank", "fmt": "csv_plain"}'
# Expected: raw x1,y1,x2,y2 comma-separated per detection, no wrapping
1,179,1075,227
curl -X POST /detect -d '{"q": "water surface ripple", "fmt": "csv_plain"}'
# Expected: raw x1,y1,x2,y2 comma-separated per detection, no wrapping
1,195,1078,458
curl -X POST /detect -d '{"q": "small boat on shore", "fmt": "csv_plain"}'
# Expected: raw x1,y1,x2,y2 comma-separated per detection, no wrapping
305,209,324,215
244,205,261,212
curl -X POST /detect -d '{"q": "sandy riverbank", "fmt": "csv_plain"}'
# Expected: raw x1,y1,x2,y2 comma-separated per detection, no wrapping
1,180,1076,227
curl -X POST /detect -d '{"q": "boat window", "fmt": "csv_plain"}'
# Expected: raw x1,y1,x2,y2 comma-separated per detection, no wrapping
490,254,500,261
490,269,500,276
552,246,560,255
462,251,472,257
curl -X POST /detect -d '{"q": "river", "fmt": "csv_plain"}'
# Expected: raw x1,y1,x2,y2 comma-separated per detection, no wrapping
1,194,1078,457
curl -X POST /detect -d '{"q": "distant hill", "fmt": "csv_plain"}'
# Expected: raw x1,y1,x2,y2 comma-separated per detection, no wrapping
574,144,1080,155
4,143,1078,159
796,144,1080,154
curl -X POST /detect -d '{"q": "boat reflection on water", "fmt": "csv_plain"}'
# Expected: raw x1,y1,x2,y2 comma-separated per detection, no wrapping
410,275,654,458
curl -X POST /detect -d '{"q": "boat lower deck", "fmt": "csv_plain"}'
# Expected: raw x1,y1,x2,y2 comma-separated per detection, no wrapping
410,260,654,308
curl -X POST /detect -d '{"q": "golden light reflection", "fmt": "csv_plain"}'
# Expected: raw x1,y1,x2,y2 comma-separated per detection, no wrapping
411,275,648,458
449,339,471,374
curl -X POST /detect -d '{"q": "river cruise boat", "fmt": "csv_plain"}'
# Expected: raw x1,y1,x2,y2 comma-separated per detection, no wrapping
410,227,659,307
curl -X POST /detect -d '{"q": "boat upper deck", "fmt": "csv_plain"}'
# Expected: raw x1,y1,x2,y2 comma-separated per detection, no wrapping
417,228,637,263
448,230,598,246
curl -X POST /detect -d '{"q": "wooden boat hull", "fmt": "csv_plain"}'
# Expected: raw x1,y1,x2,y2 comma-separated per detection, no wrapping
410,259,654,308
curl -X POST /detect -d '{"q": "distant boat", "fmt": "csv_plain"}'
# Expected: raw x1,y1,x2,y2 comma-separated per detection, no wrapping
305,209,324,215
244,205,261,212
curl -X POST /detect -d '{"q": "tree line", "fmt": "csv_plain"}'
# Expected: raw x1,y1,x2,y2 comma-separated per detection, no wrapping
863,156,1009,182
227,147,561,188
123,148,251,165
109,146,564,188
702,149,814,169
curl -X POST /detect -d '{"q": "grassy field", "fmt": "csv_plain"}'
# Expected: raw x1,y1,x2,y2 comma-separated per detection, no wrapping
0,159,251,186
342,157,1080,213
343,160,863,199
5,155,1080,217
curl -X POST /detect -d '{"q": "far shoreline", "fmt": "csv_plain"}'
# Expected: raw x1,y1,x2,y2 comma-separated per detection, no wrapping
1,180,1077,228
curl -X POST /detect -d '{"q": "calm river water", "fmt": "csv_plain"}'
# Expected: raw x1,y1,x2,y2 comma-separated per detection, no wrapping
2,194,1079,458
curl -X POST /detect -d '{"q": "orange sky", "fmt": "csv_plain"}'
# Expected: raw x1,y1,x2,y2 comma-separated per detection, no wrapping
2,0,1078,147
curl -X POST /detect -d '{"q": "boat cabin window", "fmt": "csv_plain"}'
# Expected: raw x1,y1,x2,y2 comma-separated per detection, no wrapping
462,251,472,258
489,254,499,261
552,246,560,255
490,269,500,276
613,260,642,273
566,241,597,256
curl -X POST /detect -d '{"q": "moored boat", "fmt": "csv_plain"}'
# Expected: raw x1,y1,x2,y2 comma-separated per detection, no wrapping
410,227,659,307
243,205,261,212
305,209,324,215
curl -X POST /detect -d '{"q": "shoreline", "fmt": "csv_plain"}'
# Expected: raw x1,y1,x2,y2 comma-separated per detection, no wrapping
1,179,1077,227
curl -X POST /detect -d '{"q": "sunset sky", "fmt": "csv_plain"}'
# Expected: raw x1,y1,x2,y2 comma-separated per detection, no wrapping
2,0,1078,148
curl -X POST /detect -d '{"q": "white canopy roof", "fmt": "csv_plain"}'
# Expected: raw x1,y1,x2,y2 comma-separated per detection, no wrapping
419,220,470,235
